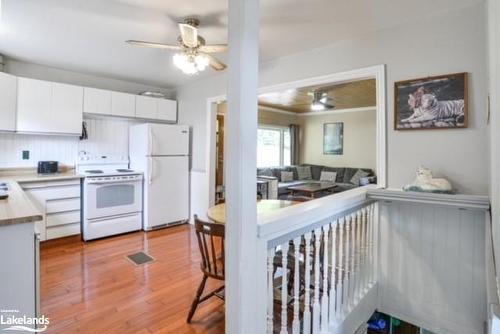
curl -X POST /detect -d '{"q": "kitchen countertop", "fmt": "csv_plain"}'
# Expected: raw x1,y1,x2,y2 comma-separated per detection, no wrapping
2,170,84,183
0,181,43,227
0,169,83,227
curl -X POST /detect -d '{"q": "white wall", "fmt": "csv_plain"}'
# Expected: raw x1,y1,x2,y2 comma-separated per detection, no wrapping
177,3,488,195
0,117,137,168
300,110,376,170
487,0,500,301
4,58,175,98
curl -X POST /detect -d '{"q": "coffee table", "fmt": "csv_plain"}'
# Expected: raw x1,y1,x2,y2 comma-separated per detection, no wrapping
288,182,338,198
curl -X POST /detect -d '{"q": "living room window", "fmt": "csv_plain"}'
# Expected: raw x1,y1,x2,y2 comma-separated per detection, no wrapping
257,126,291,167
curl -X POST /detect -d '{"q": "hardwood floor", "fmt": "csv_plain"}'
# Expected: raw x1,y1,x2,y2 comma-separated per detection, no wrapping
41,224,225,334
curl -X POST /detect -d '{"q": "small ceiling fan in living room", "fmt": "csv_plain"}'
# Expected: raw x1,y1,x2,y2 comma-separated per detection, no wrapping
126,17,227,75
309,91,335,111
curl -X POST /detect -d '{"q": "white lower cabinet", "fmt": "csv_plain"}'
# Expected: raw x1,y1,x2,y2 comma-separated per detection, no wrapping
0,222,37,327
21,179,81,241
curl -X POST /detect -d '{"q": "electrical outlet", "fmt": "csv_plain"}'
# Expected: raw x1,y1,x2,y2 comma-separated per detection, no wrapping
22,150,30,160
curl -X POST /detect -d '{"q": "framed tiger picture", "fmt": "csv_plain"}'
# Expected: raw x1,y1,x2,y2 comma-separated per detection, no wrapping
394,72,468,130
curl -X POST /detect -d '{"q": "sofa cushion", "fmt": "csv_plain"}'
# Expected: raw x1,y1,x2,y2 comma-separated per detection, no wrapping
320,171,337,182
350,169,369,185
323,167,345,182
280,171,294,182
257,168,274,177
296,166,312,180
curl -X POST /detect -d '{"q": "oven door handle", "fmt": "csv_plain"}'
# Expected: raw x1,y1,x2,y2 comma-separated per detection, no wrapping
86,180,141,185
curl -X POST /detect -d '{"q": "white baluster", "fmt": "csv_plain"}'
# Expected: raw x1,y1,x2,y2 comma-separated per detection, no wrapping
360,207,367,294
370,204,376,285
320,224,330,334
312,228,322,334
343,215,351,313
367,204,373,286
267,248,275,334
336,218,344,321
355,210,362,302
303,232,312,333
280,242,290,334
328,221,337,325
350,213,356,308
292,237,301,334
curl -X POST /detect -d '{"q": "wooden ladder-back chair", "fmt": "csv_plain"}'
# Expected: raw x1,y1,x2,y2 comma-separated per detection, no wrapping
187,215,225,323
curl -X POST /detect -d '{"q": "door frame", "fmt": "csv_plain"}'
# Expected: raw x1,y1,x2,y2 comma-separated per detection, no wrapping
205,64,387,206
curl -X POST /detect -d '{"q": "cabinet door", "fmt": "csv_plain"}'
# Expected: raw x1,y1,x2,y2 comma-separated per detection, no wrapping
135,95,157,119
111,91,135,117
0,72,17,132
157,99,177,122
84,87,111,115
51,82,83,135
17,77,52,133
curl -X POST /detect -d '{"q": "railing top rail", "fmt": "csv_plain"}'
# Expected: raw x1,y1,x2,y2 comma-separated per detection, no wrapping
367,188,490,211
257,185,377,242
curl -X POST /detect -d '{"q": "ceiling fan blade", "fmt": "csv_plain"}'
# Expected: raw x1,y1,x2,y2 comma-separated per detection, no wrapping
126,40,182,51
179,23,198,48
204,54,227,71
199,44,228,53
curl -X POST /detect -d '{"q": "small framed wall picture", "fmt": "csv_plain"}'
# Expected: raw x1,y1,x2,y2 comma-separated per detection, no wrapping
394,72,468,130
323,122,343,155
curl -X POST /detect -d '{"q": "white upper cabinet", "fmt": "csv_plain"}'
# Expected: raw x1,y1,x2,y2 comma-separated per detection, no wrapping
135,95,177,122
17,78,83,135
51,83,83,135
17,78,52,134
83,87,111,115
136,95,158,119
157,99,177,122
111,91,135,117
0,72,17,132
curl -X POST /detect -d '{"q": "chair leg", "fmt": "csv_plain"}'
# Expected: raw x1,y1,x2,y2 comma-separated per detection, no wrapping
187,275,208,323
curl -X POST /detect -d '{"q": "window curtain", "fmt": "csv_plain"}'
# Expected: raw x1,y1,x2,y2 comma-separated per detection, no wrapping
289,124,300,165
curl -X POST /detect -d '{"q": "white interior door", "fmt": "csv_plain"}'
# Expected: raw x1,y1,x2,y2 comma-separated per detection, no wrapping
150,124,189,156
146,156,189,228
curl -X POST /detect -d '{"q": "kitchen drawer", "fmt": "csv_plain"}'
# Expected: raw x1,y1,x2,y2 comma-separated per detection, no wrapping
46,197,80,214
46,223,80,240
25,185,80,203
46,210,80,227
20,179,81,189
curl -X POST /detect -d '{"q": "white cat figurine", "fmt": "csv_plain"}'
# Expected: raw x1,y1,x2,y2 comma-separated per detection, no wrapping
403,166,453,193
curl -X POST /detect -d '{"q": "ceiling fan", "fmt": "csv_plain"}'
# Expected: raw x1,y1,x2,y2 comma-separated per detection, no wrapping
309,91,335,111
126,17,227,75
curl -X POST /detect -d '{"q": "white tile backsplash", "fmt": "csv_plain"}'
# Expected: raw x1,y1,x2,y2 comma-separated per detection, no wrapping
0,117,139,168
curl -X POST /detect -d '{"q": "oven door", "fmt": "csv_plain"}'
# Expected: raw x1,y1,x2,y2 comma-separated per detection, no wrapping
85,178,142,220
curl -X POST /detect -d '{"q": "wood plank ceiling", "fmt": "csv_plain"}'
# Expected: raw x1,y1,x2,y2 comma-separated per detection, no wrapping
258,78,376,113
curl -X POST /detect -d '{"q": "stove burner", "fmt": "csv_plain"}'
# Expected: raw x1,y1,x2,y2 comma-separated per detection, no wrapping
86,170,104,174
116,169,133,173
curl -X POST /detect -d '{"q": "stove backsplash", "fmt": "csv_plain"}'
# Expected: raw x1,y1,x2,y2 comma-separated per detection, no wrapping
0,117,140,168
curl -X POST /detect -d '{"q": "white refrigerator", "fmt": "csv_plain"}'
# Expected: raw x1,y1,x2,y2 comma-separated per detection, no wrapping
129,123,190,230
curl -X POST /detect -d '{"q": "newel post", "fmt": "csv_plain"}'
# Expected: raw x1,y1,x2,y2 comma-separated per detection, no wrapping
225,0,262,333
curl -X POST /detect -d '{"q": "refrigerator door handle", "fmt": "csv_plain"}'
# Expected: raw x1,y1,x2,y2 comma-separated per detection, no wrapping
148,129,153,156
148,158,152,185
149,158,154,185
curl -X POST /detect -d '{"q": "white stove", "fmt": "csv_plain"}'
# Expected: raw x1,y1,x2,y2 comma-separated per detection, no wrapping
77,156,143,241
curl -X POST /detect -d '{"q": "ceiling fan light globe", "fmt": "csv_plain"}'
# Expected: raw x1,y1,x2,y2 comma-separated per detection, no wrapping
194,54,209,71
311,102,325,111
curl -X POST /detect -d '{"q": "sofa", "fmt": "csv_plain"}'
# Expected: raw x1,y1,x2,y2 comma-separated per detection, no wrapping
257,164,376,197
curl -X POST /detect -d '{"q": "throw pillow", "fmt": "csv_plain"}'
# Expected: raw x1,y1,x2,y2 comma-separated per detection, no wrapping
350,169,369,185
296,166,312,180
320,171,337,182
280,171,294,182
